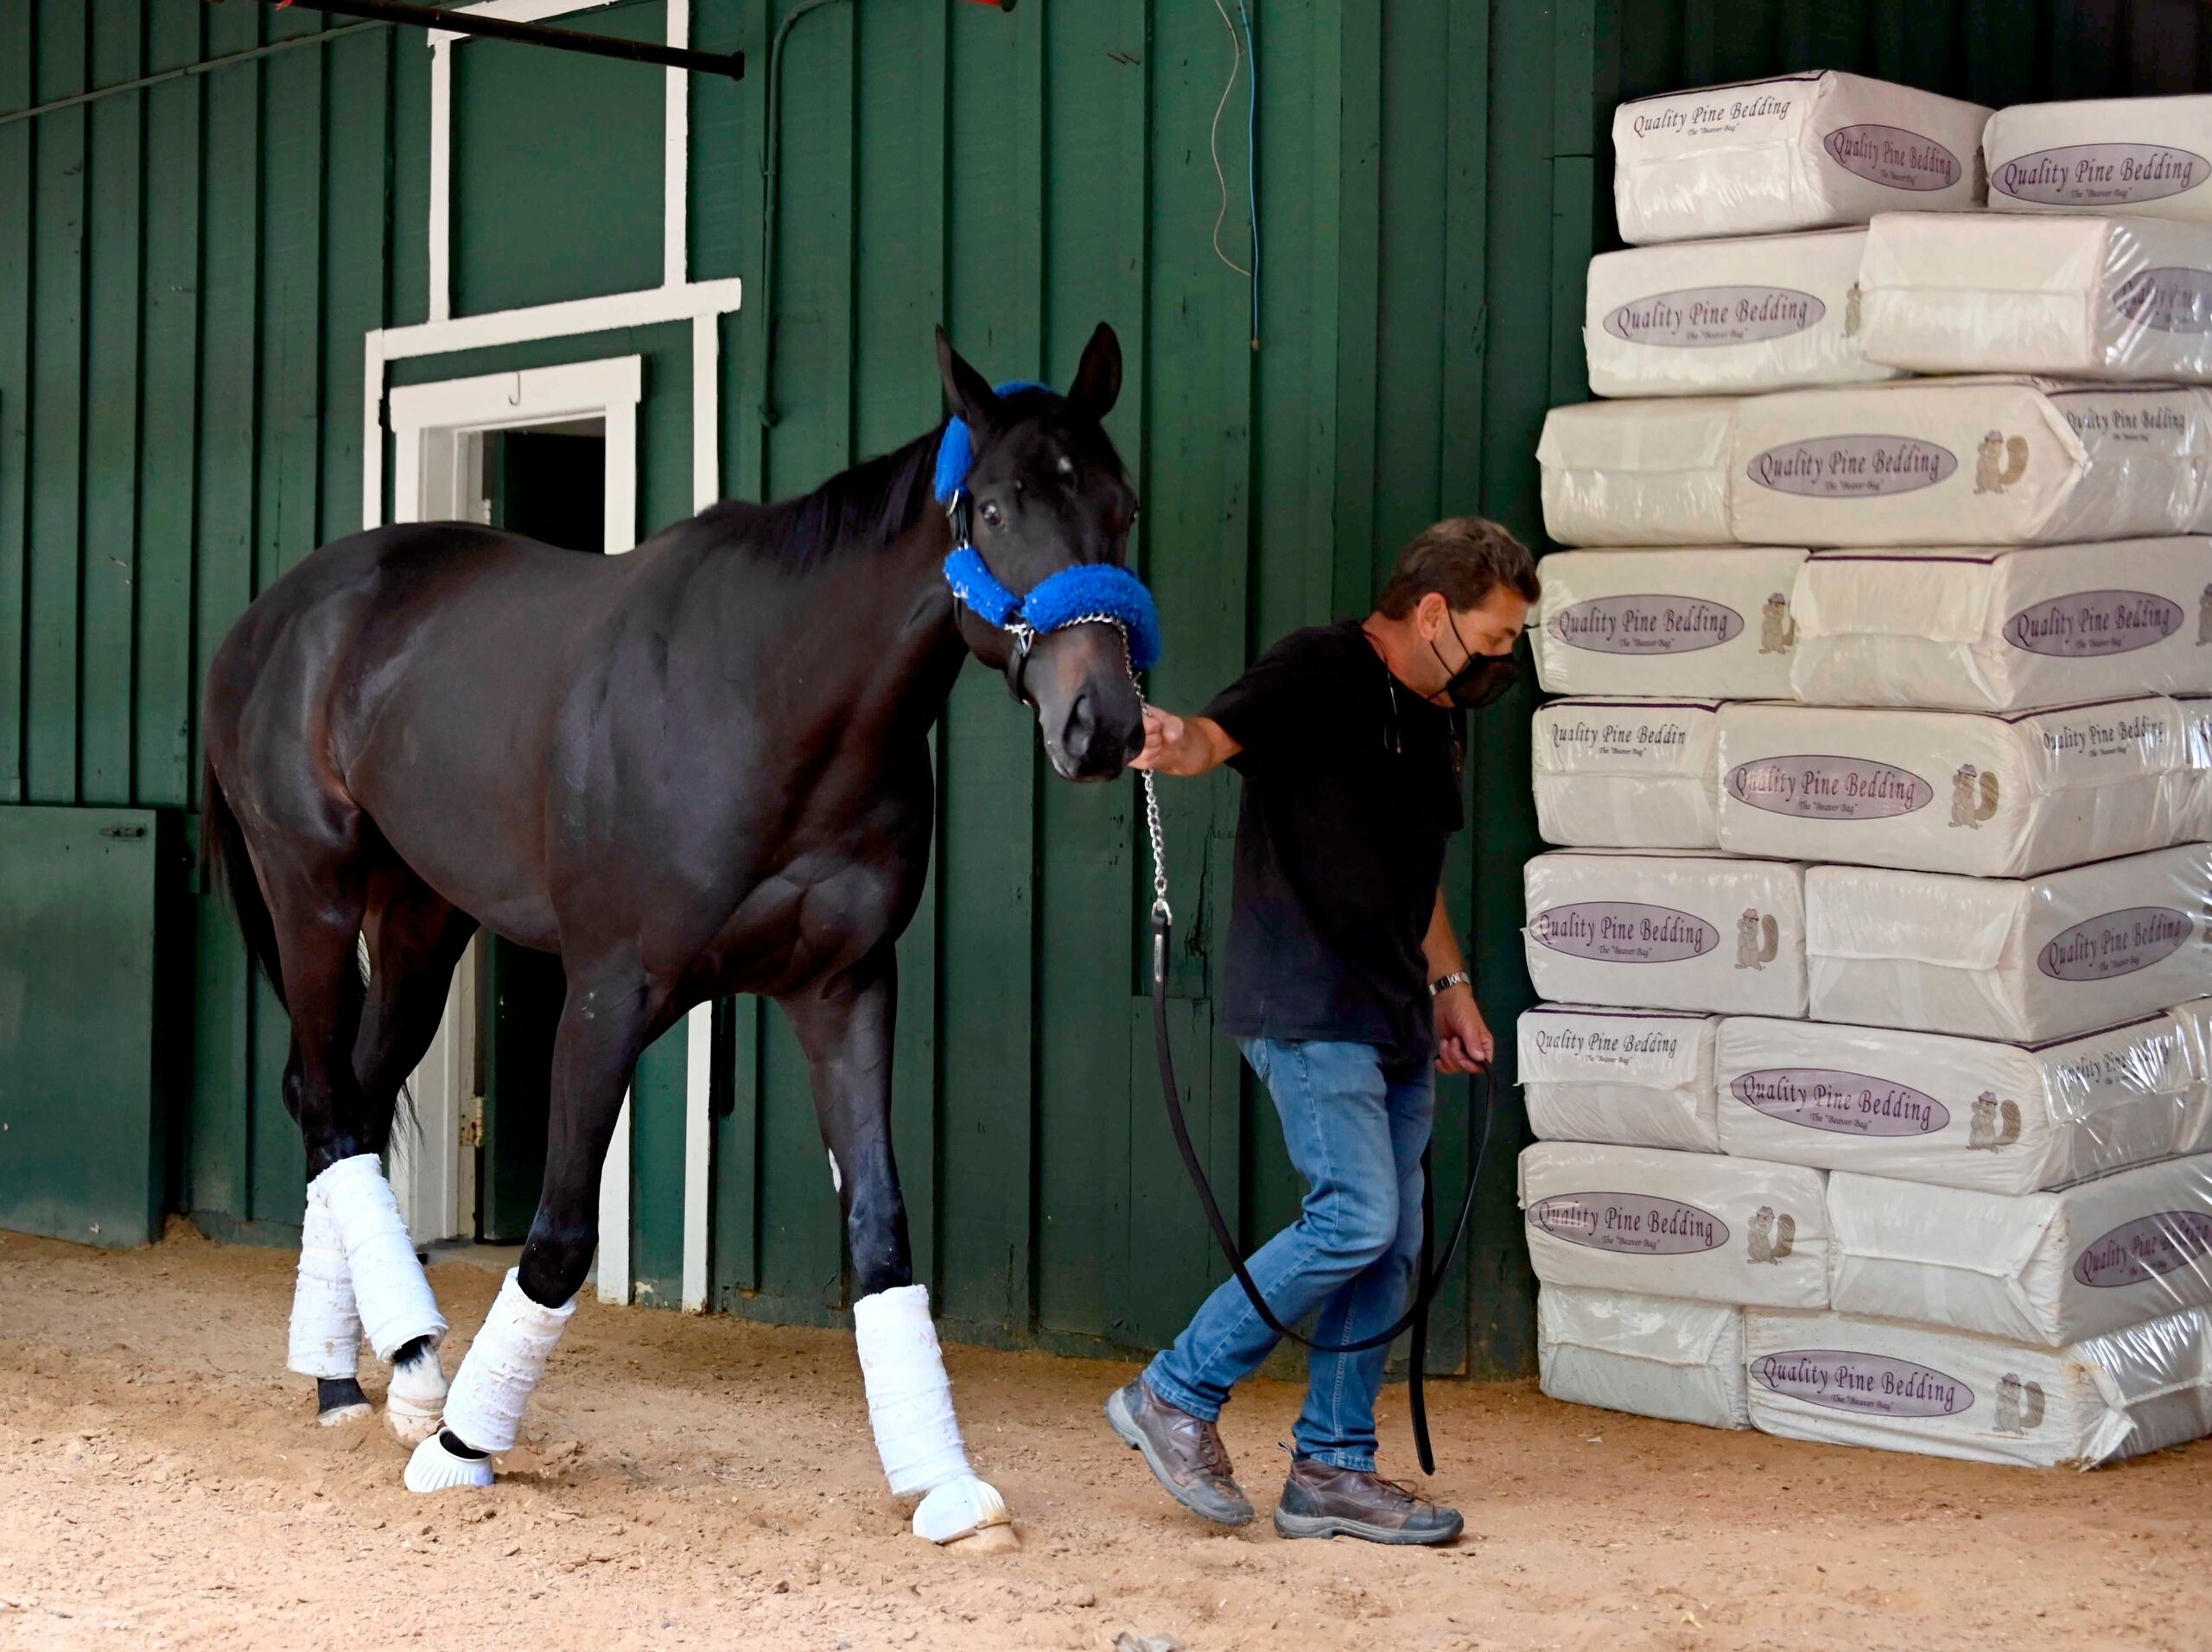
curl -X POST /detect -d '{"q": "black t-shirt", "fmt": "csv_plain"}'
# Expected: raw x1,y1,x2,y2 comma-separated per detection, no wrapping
1205,620,1465,1065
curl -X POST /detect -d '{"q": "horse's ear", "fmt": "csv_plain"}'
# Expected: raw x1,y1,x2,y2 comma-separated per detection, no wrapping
1069,321,1122,422
936,326,999,429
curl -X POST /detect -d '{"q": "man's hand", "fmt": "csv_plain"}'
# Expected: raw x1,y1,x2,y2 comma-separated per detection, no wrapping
1131,708,1237,778
1433,984,1493,1076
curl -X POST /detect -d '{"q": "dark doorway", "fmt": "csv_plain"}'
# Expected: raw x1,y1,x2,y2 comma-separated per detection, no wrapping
471,423,606,1242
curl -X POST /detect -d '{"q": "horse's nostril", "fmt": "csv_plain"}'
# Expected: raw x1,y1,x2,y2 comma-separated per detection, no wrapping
1063,691,1096,760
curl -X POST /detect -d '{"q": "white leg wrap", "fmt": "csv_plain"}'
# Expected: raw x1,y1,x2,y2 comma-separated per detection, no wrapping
441,1268,576,1455
287,1191,363,1381
313,1154,447,1361
855,1286,1010,1543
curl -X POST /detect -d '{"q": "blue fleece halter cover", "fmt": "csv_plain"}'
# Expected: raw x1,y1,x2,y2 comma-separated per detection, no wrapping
936,382,1162,673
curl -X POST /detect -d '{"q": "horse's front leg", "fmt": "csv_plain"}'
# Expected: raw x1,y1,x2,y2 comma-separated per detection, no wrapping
781,951,1017,1551
404,954,649,1492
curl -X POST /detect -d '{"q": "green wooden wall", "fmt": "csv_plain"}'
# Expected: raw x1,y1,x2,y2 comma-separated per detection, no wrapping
7,0,2198,1376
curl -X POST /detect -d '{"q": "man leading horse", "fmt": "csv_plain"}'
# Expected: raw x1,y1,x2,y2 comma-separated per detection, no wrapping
1109,518,1537,1546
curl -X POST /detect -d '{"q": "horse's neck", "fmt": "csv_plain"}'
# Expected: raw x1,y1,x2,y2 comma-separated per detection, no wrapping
685,503,969,753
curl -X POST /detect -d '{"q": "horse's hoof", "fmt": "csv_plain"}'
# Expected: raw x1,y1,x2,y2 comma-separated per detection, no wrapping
315,1376,372,1427
404,1433,494,1493
387,1403,442,1446
943,1522,1021,1555
387,1347,449,1446
914,1476,1015,1547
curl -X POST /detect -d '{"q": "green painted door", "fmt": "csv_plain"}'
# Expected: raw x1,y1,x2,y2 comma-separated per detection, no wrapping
0,806,165,1247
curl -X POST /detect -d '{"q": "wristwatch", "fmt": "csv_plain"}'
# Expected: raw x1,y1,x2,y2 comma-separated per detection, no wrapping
1428,970,1472,1000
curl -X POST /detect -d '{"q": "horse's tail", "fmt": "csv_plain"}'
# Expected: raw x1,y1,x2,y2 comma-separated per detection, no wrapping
201,754,287,1009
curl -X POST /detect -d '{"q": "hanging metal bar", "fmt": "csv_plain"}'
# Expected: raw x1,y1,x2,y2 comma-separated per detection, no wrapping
238,0,746,79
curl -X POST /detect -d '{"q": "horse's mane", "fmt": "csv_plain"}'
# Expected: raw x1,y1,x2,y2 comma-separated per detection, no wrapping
697,426,944,568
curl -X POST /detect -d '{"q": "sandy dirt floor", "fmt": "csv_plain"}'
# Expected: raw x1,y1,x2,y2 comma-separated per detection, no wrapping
2,1226,2208,1651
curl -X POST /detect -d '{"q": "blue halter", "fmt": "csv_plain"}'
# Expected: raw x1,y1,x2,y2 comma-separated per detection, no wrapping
936,382,1162,677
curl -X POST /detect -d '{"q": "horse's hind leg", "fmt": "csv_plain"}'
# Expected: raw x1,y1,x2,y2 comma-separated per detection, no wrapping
259,836,452,1439
283,1041,376,1426
781,950,1014,1550
335,862,479,1442
405,952,650,1493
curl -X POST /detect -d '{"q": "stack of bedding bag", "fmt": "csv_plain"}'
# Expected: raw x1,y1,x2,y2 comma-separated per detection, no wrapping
1523,74,2212,1469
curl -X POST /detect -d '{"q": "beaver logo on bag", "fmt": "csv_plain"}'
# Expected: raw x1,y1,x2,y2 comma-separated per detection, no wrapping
1974,431,2030,495
1843,283,1864,339
1758,593,1797,655
1993,1372,2046,1436
1968,1091,2023,1151
1747,1204,1797,1264
1735,908,1780,970
2200,581,2211,645
1949,765,2000,828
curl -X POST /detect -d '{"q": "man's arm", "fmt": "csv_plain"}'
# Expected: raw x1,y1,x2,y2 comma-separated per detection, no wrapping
1129,707,1241,777
1425,891,1494,1076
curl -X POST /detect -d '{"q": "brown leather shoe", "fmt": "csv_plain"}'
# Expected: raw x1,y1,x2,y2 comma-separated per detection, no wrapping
1273,1456,1464,1545
1104,1378,1255,1527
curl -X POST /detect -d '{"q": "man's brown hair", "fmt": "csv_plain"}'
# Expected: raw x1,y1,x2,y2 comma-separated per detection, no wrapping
1374,516,1540,620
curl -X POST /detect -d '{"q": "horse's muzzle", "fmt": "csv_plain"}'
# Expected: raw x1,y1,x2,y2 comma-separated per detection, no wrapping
1048,687,1144,781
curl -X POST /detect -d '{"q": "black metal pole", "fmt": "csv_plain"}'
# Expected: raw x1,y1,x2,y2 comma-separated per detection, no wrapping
242,0,746,79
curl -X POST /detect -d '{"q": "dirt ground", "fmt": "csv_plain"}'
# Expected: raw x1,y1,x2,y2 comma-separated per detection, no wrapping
2,1228,2208,1652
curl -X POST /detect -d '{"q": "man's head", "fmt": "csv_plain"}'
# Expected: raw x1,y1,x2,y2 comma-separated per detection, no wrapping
1369,517,1540,705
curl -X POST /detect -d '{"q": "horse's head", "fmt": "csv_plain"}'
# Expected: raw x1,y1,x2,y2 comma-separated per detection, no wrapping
937,324,1147,782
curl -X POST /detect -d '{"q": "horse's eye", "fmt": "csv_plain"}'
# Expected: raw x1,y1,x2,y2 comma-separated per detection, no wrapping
980,500,1004,529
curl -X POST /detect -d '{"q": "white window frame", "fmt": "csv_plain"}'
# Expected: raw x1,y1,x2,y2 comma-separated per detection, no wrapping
427,0,690,322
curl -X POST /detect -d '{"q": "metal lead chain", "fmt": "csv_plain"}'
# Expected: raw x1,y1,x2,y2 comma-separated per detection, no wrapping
1141,767,1171,924
1067,611,1173,928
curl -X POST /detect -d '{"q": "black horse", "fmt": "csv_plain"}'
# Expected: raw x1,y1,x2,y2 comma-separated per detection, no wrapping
201,325,1143,1543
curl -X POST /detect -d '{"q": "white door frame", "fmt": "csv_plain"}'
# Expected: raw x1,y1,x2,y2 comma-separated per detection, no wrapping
383,357,641,1306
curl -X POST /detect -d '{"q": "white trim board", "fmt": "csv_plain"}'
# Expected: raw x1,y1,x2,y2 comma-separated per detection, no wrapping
359,278,741,536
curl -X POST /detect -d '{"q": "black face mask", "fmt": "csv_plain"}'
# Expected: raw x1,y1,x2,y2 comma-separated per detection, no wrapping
1432,612,1522,710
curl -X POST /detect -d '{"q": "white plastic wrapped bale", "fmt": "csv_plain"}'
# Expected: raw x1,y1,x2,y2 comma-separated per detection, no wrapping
1519,1141,1829,1308
1524,849,1808,1016
1611,73,1989,245
1715,696,2184,878
1536,399,1738,547
1827,1153,2212,1346
1860,212,2212,381
1789,541,2212,712
1745,1306,2212,1468
1533,699,1721,850
1533,548,1809,698
1521,1005,1721,1152
1714,1010,2199,1194
2176,998,2212,1155
1807,843,2212,1042
1730,379,2212,548
1538,1287,1750,1430
1585,230,1902,397
2174,696,2212,841
1986,95,2212,222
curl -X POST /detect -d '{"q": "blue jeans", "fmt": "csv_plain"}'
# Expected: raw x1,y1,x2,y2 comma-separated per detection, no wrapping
1144,1038,1433,1472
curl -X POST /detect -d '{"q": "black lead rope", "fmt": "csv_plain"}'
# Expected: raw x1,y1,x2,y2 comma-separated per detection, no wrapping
1144,864,1497,1476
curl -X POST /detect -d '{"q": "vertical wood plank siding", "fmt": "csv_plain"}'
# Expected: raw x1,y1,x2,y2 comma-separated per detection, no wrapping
4,0,2199,1371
